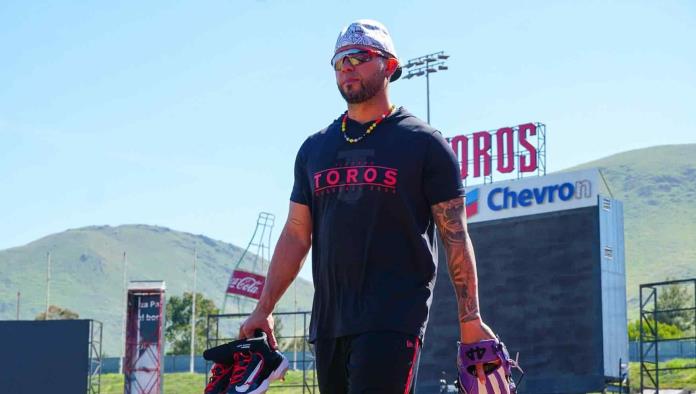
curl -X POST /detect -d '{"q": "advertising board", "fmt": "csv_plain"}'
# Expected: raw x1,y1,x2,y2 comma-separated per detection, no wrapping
465,169,600,223
226,270,265,300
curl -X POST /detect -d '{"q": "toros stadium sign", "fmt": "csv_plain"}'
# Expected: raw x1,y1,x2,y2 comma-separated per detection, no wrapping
447,122,546,183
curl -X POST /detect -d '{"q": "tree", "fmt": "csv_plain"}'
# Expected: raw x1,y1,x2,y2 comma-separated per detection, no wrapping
165,292,219,355
627,318,684,341
656,281,694,332
35,305,79,320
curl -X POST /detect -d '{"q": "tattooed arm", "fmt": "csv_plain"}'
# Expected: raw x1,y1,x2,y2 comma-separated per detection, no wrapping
431,196,496,343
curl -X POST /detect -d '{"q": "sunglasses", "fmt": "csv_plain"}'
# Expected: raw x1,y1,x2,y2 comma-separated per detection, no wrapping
331,48,385,71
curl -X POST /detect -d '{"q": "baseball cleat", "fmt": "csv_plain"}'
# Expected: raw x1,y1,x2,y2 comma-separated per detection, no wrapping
224,331,289,394
205,362,235,394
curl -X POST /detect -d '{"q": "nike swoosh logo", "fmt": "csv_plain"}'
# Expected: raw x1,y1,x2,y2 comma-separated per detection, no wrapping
235,360,263,392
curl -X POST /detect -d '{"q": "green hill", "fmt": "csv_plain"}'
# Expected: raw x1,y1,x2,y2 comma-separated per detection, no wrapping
564,144,696,317
0,224,314,355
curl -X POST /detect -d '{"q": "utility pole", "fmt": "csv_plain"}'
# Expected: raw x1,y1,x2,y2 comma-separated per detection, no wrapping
45,252,51,319
190,247,197,373
16,291,20,320
119,252,128,374
293,281,298,370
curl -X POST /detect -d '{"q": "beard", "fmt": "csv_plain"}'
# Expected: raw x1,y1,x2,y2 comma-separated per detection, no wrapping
337,69,387,104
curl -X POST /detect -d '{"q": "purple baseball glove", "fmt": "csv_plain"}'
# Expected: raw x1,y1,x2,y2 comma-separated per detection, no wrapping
456,338,522,394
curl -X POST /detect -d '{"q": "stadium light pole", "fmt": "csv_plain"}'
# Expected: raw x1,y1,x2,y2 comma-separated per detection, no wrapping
401,51,450,124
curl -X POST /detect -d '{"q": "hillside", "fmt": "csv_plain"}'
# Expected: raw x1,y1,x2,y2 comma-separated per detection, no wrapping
565,144,696,317
0,224,314,355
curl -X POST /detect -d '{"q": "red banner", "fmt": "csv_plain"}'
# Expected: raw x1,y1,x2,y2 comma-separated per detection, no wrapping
226,270,265,300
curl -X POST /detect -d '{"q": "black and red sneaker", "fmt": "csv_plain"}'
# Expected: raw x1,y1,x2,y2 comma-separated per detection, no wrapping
204,339,244,365
204,362,234,394
204,338,248,394
225,331,289,394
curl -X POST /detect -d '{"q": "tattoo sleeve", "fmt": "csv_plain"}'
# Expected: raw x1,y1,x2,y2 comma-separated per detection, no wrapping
431,197,481,323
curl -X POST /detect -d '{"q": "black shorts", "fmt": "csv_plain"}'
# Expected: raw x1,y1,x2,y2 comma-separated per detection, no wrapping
314,331,421,394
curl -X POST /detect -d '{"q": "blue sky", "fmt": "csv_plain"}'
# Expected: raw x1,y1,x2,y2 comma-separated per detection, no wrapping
1,1,694,281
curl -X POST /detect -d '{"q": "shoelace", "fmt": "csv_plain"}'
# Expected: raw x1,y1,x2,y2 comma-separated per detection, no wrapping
229,351,253,384
508,352,525,391
205,364,231,390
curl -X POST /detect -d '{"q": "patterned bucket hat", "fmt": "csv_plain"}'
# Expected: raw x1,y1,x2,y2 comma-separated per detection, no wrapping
333,19,402,82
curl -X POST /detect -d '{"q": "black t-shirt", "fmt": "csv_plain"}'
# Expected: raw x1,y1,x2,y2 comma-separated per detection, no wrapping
290,107,464,342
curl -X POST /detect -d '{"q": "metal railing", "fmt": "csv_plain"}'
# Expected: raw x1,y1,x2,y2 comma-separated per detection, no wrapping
88,320,103,394
639,278,696,393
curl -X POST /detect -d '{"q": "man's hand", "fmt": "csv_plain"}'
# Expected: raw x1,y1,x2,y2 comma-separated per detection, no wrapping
460,318,496,344
457,337,521,393
239,308,278,349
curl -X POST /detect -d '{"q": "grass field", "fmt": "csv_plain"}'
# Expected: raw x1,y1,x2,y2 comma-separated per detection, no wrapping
628,358,696,393
99,369,317,394
99,360,696,393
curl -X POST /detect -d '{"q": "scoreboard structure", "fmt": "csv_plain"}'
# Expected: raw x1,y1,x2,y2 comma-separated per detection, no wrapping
417,169,629,394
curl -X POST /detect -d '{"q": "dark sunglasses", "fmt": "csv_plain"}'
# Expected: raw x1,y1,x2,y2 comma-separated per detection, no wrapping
331,48,385,71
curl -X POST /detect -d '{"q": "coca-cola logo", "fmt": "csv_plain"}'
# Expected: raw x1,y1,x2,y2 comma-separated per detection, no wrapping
229,277,262,295
226,270,266,300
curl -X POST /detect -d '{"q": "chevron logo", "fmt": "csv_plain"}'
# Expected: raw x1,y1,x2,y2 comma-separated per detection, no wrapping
465,188,479,218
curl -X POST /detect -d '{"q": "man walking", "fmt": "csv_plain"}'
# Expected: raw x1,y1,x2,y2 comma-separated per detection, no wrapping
240,19,500,393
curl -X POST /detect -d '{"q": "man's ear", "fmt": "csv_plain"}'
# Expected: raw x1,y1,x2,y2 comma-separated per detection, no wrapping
386,58,399,74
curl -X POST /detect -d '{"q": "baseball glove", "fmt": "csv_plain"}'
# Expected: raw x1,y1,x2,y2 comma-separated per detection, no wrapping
456,338,523,394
